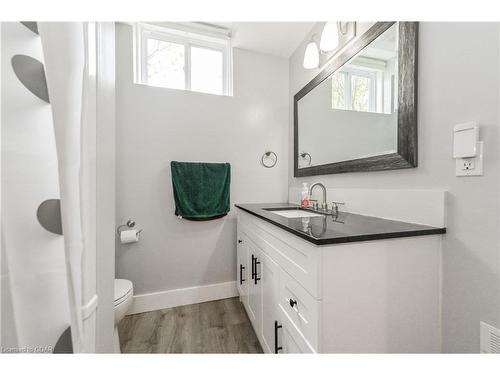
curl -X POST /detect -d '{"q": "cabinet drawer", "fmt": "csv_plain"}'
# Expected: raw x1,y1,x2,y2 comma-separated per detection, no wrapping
238,211,321,298
279,268,320,351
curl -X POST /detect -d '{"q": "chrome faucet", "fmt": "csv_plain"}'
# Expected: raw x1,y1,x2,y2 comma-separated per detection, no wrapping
309,182,328,210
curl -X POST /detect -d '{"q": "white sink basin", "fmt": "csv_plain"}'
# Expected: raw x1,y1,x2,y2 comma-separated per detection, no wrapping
268,209,323,218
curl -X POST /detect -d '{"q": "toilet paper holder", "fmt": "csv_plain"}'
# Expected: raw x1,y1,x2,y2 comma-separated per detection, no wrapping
116,219,143,237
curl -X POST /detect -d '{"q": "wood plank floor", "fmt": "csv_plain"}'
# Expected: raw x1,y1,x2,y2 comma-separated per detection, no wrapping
118,297,263,353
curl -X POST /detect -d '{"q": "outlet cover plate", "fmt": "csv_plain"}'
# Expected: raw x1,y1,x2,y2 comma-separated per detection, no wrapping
456,141,483,177
480,321,500,353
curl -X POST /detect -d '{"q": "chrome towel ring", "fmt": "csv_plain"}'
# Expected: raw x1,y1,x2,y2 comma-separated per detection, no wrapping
261,151,277,168
299,152,312,167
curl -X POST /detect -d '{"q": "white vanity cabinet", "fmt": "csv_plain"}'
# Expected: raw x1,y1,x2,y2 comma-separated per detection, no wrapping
259,250,281,353
236,209,442,353
238,232,281,353
236,235,248,304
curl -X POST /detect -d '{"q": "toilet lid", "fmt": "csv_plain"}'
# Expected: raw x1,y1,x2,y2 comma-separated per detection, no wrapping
114,279,133,306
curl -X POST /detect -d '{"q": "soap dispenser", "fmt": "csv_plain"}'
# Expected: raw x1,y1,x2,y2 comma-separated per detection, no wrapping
300,182,310,207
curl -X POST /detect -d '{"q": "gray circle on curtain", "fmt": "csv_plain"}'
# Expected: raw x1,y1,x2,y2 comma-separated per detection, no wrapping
11,55,50,103
20,22,39,35
37,199,63,235
53,326,73,354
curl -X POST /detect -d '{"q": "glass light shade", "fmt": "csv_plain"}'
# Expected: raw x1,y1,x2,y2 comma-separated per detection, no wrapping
303,41,319,69
319,22,339,52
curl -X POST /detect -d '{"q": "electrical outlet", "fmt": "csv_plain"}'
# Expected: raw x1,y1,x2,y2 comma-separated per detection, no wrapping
461,159,474,170
480,321,500,353
456,142,483,177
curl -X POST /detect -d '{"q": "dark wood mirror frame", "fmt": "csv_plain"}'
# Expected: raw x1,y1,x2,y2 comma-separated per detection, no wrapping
294,22,418,177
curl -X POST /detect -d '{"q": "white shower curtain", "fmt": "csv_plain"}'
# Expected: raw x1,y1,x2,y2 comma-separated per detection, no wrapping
39,22,86,353
1,21,70,353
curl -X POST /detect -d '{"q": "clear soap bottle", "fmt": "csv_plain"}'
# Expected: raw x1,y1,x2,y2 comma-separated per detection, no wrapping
300,182,309,207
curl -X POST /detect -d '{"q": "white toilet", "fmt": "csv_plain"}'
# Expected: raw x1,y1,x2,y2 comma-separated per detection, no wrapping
114,278,133,353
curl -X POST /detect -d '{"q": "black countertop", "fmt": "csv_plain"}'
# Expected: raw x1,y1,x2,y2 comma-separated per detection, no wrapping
235,203,446,246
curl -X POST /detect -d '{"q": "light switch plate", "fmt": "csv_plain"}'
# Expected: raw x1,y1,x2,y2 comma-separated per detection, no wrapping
456,141,483,177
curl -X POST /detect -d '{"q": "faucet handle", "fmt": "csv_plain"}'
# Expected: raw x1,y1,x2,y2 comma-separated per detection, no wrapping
331,201,345,215
308,199,318,210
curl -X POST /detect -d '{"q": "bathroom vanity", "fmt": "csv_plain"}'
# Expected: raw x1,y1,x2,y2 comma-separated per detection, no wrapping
235,203,446,353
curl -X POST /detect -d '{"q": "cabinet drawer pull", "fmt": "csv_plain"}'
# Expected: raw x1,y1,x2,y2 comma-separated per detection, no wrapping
238,239,243,243
239,264,245,284
251,254,255,279
289,298,297,308
274,320,283,353
254,256,261,284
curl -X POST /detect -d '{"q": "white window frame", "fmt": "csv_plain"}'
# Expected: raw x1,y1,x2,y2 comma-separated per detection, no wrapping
348,68,377,112
332,68,377,112
133,22,233,96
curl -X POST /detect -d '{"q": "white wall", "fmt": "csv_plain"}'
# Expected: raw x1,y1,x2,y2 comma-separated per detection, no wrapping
114,24,289,296
289,22,500,353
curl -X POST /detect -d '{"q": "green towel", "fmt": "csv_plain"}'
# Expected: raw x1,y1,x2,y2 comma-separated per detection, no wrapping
171,161,231,219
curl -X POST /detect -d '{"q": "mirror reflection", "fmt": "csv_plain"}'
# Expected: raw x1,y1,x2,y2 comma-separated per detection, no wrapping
298,23,399,168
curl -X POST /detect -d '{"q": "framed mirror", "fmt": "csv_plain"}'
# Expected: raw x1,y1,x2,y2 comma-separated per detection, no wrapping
294,22,418,176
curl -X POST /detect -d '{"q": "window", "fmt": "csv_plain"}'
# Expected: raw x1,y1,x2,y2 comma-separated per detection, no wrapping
146,39,185,89
331,69,377,112
190,46,223,95
331,71,346,110
351,74,372,112
134,23,232,96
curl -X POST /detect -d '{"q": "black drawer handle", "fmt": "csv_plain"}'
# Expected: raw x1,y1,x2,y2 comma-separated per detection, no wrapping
289,298,297,308
254,256,260,284
251,254,255,279
238,239,243,243
274,320,283,353
239,264,245,284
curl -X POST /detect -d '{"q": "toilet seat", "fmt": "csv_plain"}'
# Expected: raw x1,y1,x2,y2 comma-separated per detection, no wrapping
114,279,133,307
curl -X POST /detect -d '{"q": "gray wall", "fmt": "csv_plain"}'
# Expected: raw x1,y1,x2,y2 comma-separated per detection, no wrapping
289,22,500,352
115,24,289,295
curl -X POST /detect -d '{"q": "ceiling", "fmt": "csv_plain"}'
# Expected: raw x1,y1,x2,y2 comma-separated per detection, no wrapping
211,22,316,59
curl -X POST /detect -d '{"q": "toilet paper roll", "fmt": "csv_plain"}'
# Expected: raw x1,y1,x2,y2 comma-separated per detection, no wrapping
120,229,140,244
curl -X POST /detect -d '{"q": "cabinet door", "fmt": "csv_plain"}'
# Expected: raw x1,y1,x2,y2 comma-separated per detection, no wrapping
281,323,304,353
246,242,262,336
236,232,248,303
260,251,280,353
278,311,315,354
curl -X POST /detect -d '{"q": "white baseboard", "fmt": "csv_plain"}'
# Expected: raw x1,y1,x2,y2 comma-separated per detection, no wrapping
128,281,238,315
